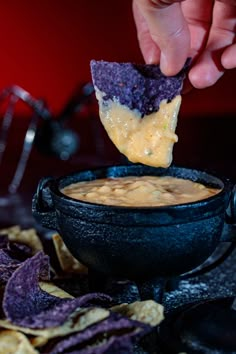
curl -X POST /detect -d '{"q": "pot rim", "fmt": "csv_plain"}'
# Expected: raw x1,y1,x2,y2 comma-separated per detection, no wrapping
49,164,227,212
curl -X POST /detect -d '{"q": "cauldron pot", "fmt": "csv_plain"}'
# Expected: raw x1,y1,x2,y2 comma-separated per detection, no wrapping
32,165,236,301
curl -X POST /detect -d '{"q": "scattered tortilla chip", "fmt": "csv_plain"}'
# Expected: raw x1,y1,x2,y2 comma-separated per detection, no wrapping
39,281,74,299
0,249,20,266
0,264,19,286
1,226,43,254
0,330,38,354
0,236,31,285
3,251,111,328
111,300,164,326
47,312,151,354
52,233,88,274
0,225,21,236
0,227,157,353
30,335,48,348
0,307,109,340
2,251,61,327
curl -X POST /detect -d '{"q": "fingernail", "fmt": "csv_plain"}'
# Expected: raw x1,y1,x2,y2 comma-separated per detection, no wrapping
160,52,181,76
145,47,159,64
160,52,170,74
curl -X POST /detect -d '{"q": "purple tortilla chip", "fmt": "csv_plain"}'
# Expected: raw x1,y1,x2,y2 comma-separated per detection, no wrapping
0,249,20,266
90,60,189,117
0,247,25,285
8,241,32,261
3,251,112,328
0,233,32,262
3,251,60,324
0,264,19,285
48,312,151,354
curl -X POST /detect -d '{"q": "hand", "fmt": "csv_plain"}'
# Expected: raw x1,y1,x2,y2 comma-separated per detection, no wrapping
133,0,236,89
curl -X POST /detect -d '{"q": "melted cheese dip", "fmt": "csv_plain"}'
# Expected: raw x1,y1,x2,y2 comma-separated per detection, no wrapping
61,176,220,207
96,89,181,168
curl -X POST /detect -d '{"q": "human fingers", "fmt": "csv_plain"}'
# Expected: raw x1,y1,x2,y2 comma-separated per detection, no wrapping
221,43,236,69
188,0,236,88
133,0,190,75
181,0,214,59
132,1,161,64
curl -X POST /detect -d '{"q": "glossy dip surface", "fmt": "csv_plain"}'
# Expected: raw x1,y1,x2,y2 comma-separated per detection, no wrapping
61,175,221,207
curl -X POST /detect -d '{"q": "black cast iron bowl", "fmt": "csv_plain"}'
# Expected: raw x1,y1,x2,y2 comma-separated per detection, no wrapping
32,164,236,283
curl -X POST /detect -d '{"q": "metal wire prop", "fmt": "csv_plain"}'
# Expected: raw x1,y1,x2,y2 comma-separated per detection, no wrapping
0,85,51,194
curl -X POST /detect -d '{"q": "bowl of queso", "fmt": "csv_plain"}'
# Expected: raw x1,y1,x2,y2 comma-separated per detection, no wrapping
32,164,235,282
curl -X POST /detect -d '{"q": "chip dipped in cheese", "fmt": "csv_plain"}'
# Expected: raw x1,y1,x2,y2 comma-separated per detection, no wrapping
90,60,188,168
95,89,181,167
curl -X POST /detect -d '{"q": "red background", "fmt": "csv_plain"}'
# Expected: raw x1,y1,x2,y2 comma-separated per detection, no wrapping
0,0,235,118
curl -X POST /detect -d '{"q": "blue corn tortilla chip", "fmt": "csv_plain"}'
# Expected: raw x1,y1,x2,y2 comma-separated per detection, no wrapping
0,236,32,285
90,60,189,117
0,250,20,266
8,241,32,261
0,264,19,285
46,312,151,354
3,251,112,329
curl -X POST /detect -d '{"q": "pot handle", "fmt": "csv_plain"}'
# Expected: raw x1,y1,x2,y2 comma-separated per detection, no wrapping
32,176,59,230
221,184,236,242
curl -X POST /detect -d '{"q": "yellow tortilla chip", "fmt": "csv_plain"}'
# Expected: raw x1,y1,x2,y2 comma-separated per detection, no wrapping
30,335,48,348
0,307,109,339
0,226,43,254
39,281,74,299
111,300,164,327
52,233,87,274
0,330,38,354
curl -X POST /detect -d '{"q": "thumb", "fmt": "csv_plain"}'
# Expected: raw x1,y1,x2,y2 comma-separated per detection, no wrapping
134,0,190,75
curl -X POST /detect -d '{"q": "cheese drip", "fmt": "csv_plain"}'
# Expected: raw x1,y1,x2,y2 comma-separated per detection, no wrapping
96,89,181,168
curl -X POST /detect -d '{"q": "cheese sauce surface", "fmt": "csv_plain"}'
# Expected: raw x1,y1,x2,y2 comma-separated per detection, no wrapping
61,176,220,207
96,90,181,168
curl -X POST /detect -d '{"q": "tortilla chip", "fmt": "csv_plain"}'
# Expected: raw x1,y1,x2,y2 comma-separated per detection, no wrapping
90,60,187,117
30,335,48,348
90,60,189,168
111,300,164,326
0,307,109,339
52,233,87,274
3,251,111,329
46,312,151,354
0,330,38,354
0,226,43,254
39,281,74,299
0,225,21,236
